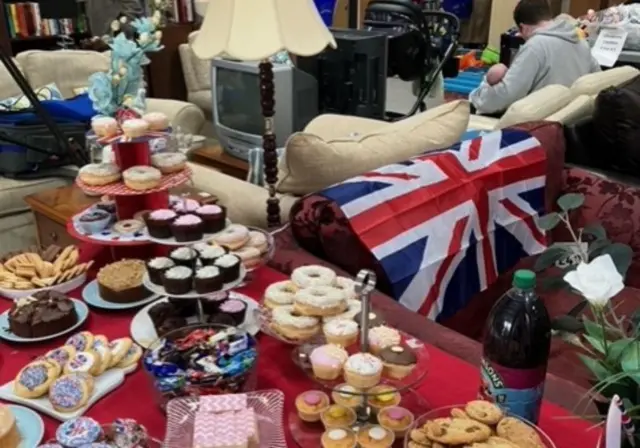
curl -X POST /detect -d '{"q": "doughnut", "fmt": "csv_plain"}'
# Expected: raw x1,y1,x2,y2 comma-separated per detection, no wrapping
264,280,298,309
121,118,149,138
294,285,347,317
151,152,186,174
113,219,144,235
123,165,162,191
272,304,320,341
213,224,250,250
334,276,357,301
323,299,362,322
233,246,262,269
291,265,337,288
142,112,169,131
247,230,269,254
78,163,121,186
91,116,119,138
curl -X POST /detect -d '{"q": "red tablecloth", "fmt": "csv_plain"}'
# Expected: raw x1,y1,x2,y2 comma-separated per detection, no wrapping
0,267,601,447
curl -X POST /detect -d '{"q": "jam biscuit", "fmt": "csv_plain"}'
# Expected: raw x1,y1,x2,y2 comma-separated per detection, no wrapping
66,331,94,352
424,417,491,445
48,374,92,413
108,337,133,367
496,417,545,448
465,400,504,425
13,360,58,398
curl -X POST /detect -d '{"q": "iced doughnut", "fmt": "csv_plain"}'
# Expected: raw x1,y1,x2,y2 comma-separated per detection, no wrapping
142,112,169,131
264,280,298,308
247,230,269,253
291,265,337,288
232,246,262,269
91,116,119,138
323,299,362,322
78,163,121,186
294,285,347,317
213,224,250,250
121,118,149,138
272,305,320,341
151,152,186,174
123,165,162,191
334,276,357,301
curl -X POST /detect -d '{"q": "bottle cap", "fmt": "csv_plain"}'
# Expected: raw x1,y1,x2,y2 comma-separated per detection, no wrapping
513,270,536,289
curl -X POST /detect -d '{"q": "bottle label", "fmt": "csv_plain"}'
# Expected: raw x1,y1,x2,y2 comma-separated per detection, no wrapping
479,358,546,424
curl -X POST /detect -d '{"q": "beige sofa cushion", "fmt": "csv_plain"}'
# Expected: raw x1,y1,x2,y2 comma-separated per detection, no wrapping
496,85,573,129
0,176,69,217
467,114,499,131
571,66,639,96
546,94,594,125
0,59,26,100
276,100,470,195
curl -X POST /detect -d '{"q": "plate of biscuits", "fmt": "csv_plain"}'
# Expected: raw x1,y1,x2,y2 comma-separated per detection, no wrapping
0,245,92,300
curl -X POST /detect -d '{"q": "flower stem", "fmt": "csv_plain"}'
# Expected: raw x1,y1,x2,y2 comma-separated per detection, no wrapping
559,213,589,262
596,308,610,357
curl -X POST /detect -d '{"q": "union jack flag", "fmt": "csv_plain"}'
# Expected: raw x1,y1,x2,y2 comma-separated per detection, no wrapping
319,129,548,321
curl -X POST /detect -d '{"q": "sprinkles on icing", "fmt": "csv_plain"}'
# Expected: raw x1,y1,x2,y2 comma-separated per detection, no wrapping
18,364,48,390
56,416,102,446
49,376,85,411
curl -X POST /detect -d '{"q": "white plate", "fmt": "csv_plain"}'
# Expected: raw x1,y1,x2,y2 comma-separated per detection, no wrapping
82,279,161,310
0,299,89,343
130,292,260,349
0,273,87,301
142,265,246,299
0,364,137,422
11,404,44,448
146,219,232,246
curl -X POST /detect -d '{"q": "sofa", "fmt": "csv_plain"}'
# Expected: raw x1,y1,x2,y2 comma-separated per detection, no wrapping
0,49,205,252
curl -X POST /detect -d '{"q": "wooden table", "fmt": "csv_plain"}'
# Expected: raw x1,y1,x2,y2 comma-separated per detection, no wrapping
190,145,250,180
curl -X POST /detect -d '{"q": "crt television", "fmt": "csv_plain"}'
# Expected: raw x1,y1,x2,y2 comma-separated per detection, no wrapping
211,58,319,161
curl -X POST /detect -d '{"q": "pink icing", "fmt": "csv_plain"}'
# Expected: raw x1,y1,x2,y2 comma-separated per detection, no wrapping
387,408,407,420
220,299,245,312
303,392,322,405
197,205,222,215
310,347,344,368
173,214,202,226
174,199,199,212
149,209,176,220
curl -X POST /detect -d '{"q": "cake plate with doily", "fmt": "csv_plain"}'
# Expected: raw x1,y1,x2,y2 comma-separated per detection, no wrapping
145,219,232,246
287,270,431,447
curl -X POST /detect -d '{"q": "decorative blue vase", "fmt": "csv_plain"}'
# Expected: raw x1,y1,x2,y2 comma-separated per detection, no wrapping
314,0,337,27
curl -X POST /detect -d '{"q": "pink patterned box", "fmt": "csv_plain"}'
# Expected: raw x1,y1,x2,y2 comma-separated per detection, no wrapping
199,394,248,413
193,411,247,448
238,408,259,445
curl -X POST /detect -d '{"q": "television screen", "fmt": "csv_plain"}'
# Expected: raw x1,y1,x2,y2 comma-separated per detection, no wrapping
216,68,264,136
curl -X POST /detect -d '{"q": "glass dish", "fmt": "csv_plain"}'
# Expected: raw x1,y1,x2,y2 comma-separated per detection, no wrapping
244,226,276,273
405,405,557,448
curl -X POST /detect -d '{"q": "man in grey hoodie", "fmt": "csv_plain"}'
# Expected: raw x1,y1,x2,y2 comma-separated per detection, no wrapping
469,0,601,115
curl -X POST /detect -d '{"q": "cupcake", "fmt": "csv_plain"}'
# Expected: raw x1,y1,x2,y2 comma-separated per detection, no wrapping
219,299,247,325
309,344,348,380
200,294,229,314
323,319,359,347
320,404,357,429
331,384,363,409
169,247,198,268
144,209,177,239
199,245,227,266
377,406,414,437
146,257,175,285
354,310,385,328
194,266,224,294
367,385,401,414
172,198,200,215
170,214,204,242
343,353,383,389
196,204,227,233
356,425,395,448
214,254,241,283
368,326,401,355
321,428,357,448
162,266,193,295
295,390,330,422
378,345,417,379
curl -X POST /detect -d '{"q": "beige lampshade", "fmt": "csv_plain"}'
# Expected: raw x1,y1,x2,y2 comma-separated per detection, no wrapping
192,0,337,61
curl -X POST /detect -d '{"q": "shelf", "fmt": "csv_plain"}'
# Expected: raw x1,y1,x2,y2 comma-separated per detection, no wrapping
10,32,89,43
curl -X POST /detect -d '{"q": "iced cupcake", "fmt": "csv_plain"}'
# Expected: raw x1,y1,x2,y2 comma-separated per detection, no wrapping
170,214,204,242
356,425,395,448
378,345,417,379
146,257,175,285
196,204,226,233
214,254,241,283
321,428,357,448
295,390,330,422
331,383,363,409
343,353,382,389
323,319,358,347
194,266,223,294
162,266,193,295
320,404,357,429
198,245,227,266
144,209,177,239
368,326,401,354
169,247,198,268
367,384,401,414
219,299,247,325
377,406,414,437
309,344,348,380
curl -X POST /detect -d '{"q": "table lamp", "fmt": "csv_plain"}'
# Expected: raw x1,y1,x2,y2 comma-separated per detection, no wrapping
192,0,336,228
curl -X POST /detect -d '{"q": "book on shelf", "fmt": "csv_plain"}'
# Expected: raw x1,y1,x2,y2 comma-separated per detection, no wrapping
172,0,194,23
4,2,89,39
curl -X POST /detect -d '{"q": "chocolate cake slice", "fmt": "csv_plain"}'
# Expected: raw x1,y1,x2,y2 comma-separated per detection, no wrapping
9,290,78,338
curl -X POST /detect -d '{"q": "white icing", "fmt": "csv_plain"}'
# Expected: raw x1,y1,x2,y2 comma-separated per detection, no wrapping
192,243,210,252
265,281,297,305
338,385,357,398
345,353,382,375
272,305,318,329
80,163,120,176
368,326,401,348
368,427,387,441
122,119,149,132
334,276,357,300
214,254,239,268
92,116,117,125
170,247,197,260
123,166,161,181
200,246,226,259
323,299,362,322
148,257,174,269
391,346,404,353
291,265,336,288
328,429,348,441
196,266,220,279
151,152,186,167
165,266,192,280
323,319,358,336
295,286,345,308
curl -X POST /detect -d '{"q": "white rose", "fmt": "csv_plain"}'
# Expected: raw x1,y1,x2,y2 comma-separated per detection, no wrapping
563,254,624,309
155,31,163,41
138,32,150,44
119,16,128,24
110,20,120,32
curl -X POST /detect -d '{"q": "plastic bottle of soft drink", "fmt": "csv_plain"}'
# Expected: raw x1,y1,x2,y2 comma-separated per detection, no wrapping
479,269,551,424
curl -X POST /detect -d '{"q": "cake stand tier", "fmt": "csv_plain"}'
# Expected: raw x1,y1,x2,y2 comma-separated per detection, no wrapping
76,166,192,196
66,220,152,247
146,219,232,246
142,266,247,300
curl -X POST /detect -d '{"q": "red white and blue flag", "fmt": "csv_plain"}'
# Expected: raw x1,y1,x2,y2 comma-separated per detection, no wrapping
319,129,548,321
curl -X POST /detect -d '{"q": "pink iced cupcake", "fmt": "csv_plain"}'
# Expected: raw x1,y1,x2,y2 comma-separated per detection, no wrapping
170,214,204,242
144,208,177,239
309,344,349,380
196,204,227,233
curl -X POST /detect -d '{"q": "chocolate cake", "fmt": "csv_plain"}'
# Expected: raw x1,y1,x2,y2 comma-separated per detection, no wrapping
195,204,226,233
9,291,78,338
97,259,153,303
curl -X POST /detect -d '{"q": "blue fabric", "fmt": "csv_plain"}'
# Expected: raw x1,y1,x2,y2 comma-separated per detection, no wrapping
442,0,473,20
0,94,94,125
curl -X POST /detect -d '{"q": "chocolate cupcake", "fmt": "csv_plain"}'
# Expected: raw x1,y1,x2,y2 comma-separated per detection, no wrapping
219,298,247,325
146,257,175,285
200,294,229,314
167,297,197,317
378,345,417,379
169,247,198,268
354,310,385,328
213,254,241,283
196,204,227,233
162,266,193,295
170,214,204,242
172,198,200,215
194,266,224,294
144,209,177,239
199,245,227,266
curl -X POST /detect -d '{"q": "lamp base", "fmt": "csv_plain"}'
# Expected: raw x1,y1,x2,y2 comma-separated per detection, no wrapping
259,60,281,228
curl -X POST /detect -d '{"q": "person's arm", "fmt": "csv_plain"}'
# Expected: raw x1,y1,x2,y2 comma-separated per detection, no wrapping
469,44,541,115
589,55,602,73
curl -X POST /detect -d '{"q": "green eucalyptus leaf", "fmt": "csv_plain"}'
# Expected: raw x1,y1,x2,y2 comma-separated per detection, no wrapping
583,335,606,354
537,213,561,231
583,223,607,241
567,299,589,317
620,341,640,384
557,193,585,211
600,243,634,277
588,238,612,257
551,315,584,333
578,354,613,381
583,317,605,340
608,338,634,363
533,246,570,272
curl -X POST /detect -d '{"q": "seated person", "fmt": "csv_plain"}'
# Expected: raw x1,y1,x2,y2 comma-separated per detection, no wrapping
469,0,601,115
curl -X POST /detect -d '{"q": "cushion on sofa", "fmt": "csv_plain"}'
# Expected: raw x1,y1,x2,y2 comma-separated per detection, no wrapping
571,65,640,96
276,100,471,195
0,176,70,217
0,58,25,100
546,94,594,125
496,85,573,129
467,114,499,131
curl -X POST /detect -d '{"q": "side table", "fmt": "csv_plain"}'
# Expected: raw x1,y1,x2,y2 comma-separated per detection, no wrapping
190,145,249,180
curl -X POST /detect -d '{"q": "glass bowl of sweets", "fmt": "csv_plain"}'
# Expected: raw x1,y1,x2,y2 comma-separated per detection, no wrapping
142,323,258,410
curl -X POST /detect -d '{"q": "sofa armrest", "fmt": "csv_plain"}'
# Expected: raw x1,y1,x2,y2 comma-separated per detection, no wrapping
187,162,297,228
147,98,205,135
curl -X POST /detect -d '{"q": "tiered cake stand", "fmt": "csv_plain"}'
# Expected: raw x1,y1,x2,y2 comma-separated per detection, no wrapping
287,270,431,447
